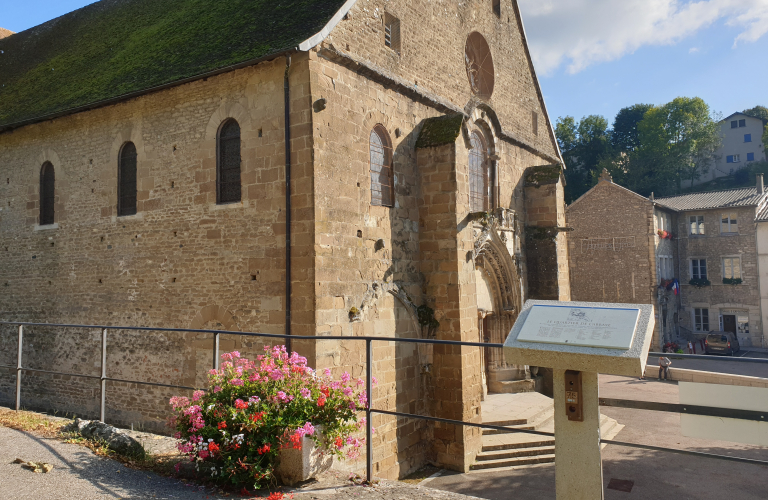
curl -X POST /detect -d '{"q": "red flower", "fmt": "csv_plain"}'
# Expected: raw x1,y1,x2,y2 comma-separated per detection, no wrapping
218,421,227,430
250,411,266,423
234,399,249,410
289,433,302,450
267,493,284,500
317,396,326,407
334,437,343,449
208,442,220,454
257,444,271,455
320,387,330,398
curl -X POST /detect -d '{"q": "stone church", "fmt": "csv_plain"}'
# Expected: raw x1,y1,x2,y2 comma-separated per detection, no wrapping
0,0,569,478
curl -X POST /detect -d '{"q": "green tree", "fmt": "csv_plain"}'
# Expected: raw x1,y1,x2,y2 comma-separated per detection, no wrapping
743,106,768,121
611,104,654,152
555,115,610,203
637,97,721,192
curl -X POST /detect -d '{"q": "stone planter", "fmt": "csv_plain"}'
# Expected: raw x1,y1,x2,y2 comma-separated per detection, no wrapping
275,430,333,486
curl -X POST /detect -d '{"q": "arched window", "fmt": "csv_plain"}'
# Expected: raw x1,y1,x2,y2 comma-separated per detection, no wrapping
118,142,137,216
217,119,241,204
39,162,55,225
469,132,490,212
369,125,393,207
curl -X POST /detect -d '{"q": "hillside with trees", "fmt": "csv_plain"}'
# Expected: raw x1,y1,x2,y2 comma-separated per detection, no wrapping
557,101,768,204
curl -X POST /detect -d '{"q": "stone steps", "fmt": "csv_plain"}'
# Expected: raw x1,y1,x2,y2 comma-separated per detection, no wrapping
475,445,556,461
482,438,556,453
470,454,556,470
474,392,623,472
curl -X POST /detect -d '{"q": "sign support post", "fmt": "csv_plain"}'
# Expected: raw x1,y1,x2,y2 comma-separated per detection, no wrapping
504,300,655,500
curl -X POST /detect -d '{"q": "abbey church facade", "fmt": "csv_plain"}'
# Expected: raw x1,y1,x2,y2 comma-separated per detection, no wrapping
0,0,569,479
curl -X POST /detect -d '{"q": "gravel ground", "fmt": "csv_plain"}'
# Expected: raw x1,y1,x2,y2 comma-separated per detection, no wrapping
0,424,479,500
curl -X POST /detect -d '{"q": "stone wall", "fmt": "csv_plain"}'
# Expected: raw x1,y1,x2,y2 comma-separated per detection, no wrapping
567,181,656,306
325,0,559,161
0,0,569,478
677,206,763,346
0,55,316,431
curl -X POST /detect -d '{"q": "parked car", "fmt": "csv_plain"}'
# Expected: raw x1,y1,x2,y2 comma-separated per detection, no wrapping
704,331,740,356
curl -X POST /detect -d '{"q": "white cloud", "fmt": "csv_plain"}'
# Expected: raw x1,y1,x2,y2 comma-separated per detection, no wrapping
689,47,700,53
518,0,768,75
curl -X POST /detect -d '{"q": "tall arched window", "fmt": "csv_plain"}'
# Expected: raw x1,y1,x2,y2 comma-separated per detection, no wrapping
217,119,241,204
469,131,490,212
118,142,137,216
39,162,55,225
370,125,393,207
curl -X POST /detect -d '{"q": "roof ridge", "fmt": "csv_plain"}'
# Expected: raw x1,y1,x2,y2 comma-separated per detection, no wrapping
656,185,757,199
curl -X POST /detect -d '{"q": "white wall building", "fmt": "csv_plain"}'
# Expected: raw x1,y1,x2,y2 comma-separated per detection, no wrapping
689,112,766,187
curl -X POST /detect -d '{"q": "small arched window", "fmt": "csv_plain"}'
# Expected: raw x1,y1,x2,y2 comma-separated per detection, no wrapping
369,125,393,207
39,162,55,225
217,119,242,204
469,132,490,212
118,142,137,216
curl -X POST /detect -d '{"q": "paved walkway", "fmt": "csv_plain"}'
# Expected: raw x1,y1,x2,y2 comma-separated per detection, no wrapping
0,426,478,500
423,375,768,500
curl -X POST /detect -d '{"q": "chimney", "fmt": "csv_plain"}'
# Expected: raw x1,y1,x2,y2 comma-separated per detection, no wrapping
758,174,764,195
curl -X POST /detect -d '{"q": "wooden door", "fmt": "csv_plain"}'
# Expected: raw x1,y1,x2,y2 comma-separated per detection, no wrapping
723,315,737,334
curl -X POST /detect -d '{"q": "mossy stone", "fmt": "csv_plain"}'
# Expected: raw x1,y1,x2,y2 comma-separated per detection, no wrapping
0,0,348,130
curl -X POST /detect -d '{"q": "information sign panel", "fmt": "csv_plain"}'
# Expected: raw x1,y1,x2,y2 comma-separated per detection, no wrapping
516,305,640,350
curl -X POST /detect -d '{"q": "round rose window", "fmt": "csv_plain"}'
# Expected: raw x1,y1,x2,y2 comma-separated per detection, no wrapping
464,32,495,99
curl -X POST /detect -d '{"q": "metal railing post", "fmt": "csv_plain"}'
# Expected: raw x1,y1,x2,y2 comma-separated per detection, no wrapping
213,332,220,370
100,328,107,423
366,338,373,483
16,325,23,411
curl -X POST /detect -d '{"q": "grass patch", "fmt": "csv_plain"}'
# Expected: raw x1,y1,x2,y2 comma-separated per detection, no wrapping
0,407,65,437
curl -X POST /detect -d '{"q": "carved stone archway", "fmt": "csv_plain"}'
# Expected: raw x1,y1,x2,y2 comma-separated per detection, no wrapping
473,208,527,392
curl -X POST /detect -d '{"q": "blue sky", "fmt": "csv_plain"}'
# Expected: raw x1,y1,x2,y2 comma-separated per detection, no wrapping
3,0,767,129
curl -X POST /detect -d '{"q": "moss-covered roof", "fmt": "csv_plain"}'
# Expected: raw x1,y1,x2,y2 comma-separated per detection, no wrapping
416,113,465,149
524,165,561,187
0,0,349,131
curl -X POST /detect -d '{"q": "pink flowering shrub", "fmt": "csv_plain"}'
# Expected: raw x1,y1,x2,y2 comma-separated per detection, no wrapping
169,346,370,489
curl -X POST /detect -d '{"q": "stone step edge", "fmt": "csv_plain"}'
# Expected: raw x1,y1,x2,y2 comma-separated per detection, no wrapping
469,454,556,470
475,446,556,461
481,419,528,427
482,426,537,435
482,439,556,452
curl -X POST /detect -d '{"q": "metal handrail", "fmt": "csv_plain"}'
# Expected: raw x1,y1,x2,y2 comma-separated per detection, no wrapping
2,319,767,483
648,351,768,364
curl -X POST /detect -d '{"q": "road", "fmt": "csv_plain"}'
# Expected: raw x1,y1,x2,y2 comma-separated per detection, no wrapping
424,375,768,500
648,349,768,378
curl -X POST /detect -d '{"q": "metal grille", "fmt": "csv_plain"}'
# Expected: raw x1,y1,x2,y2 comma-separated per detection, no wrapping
39,162,55,225
370,125,393,207
118,142,137,216
464,32,495,99
217,119,242,204
581,237,635,253
384,13,400,54
469,132,489,212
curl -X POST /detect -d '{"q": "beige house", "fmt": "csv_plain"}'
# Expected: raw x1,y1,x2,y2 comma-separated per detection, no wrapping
655,178,768,347
752,199,768,349
566,170,678,350
0,0,569,477
688,112,767,187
